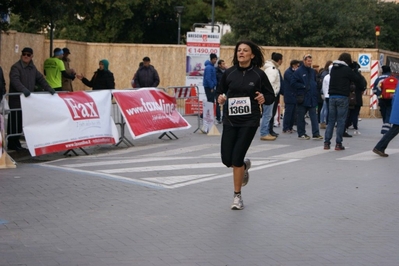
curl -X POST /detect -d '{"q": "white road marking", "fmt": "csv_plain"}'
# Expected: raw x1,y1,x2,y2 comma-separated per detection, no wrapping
270,146,327,159
147,143,219,157
62,156,195,168
142,174,215,185
202,144,289,158
97,160,276,174
338,149,399,160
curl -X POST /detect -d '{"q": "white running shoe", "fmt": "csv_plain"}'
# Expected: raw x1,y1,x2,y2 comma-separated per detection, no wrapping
242,158,251,186
353,130,361,135
231,194,244,210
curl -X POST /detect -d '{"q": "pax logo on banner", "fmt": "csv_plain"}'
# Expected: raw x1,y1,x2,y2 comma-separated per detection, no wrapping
58,92,100,120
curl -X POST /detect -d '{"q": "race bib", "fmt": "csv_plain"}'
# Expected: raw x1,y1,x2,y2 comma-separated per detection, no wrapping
228,97,251,116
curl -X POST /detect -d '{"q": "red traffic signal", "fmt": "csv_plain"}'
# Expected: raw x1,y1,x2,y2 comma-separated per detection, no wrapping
375,26,381,36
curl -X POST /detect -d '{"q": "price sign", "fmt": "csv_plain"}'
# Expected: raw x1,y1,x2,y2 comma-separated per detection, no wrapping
187,47,219,56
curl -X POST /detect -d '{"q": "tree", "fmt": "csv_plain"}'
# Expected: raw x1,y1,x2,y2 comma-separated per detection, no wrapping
226,0,381,48
5,0,229,44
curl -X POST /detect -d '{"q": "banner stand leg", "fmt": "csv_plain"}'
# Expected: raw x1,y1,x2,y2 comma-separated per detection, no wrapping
158,131,178,140
63,147,89,156
114,115,134,147
115,136,134,147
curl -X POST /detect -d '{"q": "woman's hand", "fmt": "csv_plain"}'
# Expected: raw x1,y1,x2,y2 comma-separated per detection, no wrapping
217,94,227,105
255,91,265,105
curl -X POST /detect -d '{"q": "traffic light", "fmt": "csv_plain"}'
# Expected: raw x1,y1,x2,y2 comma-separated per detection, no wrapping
375,26,381,36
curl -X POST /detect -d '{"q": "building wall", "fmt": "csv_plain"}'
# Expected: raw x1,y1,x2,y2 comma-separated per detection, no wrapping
2,30,396,117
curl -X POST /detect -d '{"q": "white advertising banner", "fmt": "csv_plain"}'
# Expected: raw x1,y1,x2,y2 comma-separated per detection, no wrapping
186,32,221,100
21,90,119,156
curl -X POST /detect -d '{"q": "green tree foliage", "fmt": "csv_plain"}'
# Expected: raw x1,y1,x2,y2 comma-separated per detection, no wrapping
3,0,399,52
375,2,399,52
225,0,398,51
4,0,229,44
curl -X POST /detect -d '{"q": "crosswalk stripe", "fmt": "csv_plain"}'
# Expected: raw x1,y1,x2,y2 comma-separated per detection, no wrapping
94,143,168,157
203,144,289,158
270,146,327,159
142,174,215,185
97,160,276,174
338,149,399,161
148,143,219,157
62,156,195,168
164,159,300,189
249,144,290,153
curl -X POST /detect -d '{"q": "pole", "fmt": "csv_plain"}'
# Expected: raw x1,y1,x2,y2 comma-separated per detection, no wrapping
49,19,54,57
178,14,181,45
211,0,215,33
376,36,378,49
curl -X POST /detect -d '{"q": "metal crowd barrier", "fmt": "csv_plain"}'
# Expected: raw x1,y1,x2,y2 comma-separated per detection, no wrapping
111,102,133,147
1,88,204,155
2,92,24,153
165,85,203,134
1,91,132,156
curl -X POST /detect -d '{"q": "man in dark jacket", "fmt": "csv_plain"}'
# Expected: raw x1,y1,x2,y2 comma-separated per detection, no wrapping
215,59,226,123
282,59,300,133
8,47,55,151
291,54,323,140
324,53,364,150
134,57,160,88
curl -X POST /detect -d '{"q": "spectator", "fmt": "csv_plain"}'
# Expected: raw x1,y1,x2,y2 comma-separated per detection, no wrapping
216,40,274,210
345,74,367,135
134,57,160,88
291,54,323,140
77,59,115,90
268,52,283,137
282,59,300,133
215,59,226,123
131,62,144,88
317,60,333,126
320,65,333,129
44,47,75,91
323,53,364,150
7,47,55,151
260,52,282,140
203,53,217,102
61,48,76,92
372,88,399,157
373,65,392,134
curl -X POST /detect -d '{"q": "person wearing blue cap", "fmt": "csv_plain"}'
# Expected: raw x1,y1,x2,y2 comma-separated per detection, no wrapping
44,47,75,91
76,59,115,91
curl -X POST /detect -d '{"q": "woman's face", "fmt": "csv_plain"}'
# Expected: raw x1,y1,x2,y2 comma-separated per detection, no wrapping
237,44,254,67
99,62,104,70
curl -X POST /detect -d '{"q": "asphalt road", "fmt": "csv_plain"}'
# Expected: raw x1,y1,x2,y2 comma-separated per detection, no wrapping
1,117,399,266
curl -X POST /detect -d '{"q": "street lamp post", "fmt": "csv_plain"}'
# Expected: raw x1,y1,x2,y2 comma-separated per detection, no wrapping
375,25,380,49
174,6,184,45
211,0,215,33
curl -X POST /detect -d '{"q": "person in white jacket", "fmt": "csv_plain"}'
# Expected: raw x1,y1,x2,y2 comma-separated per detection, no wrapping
320,64,333,128
260,52,282,140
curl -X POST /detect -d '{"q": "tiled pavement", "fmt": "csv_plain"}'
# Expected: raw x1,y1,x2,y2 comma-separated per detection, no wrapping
1,117,399,266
